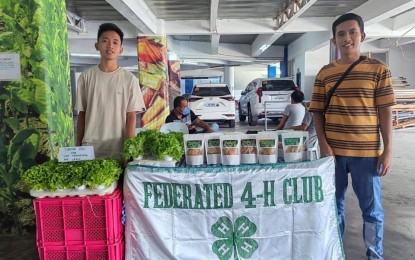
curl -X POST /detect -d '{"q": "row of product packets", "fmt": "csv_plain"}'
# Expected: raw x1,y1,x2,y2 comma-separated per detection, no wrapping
183,130,313,166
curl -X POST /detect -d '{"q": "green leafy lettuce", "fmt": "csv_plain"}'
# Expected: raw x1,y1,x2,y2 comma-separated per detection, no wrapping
21,159,122,191
122,130,184,161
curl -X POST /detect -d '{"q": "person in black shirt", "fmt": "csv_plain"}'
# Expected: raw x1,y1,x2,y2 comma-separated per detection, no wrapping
165,96,219,134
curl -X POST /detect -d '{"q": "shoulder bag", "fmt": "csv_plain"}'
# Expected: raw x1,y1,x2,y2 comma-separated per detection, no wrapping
323,55,366,113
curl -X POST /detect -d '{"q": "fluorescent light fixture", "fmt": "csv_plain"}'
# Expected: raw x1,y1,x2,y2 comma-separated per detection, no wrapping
71,53,101,58
259,44,271,52
181,59,198,65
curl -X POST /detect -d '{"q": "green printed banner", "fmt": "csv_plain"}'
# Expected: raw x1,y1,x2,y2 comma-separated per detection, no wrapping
124,157,344,260
0,0,72,234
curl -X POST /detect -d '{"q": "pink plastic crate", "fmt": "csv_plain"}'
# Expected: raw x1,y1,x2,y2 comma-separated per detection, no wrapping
38,239,124,260
34,188,123,247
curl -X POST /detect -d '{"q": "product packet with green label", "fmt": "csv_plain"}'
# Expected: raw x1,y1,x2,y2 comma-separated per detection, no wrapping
281,132,304,163
205,133,222,165
240,134,258,164
257,132,278,164
184,134,205,166
220,134,241,165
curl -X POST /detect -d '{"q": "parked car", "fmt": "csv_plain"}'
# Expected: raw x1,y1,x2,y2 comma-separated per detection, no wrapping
188,83,236,128
238,78,297,126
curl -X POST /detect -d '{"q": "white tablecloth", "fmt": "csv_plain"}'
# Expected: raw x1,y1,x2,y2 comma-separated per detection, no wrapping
124,157,344,260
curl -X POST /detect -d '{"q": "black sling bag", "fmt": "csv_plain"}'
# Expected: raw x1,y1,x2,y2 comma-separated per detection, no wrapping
323,55,366,113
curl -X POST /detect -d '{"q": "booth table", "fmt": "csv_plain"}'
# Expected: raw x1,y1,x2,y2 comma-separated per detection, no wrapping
123,157,344,260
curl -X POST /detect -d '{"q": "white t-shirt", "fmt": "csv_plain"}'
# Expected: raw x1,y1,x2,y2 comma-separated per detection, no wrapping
75,66,146,160
282,103,305,129
302,111,317,148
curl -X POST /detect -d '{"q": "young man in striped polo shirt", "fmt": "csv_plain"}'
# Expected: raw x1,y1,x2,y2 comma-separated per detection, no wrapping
309,13,395,260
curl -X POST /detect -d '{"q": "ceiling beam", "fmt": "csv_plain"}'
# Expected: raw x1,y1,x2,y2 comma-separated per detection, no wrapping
250,0,317,56
366,22,415,38
105,0,157,34
211,34,220,55
68,21,139,39
163,17,329,35
210,0,220,55
67,10,87,33
351,0,415,26
276,0,318,30
395,37,415,46
210,0,219,32
364,37,382,43
251,33,283,57
393,8,415,31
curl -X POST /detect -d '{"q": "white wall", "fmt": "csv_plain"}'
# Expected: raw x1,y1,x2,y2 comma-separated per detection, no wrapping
288,32,332,100
304,44,330,99
233,66,267,100
388,43,415,88
234,66,267,90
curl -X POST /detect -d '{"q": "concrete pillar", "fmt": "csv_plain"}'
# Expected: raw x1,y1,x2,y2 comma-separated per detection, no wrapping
280,46,288,77
224,66,235,95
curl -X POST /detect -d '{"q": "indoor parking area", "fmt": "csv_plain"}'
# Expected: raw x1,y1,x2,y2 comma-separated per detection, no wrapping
1,0,415,259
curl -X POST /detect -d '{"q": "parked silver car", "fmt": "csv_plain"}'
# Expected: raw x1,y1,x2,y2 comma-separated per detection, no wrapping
238,78,297,126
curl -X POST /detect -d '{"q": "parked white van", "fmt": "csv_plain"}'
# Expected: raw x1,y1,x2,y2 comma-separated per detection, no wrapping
238,78,297,126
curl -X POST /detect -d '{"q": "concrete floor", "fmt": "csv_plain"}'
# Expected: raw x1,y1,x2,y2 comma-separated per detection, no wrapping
1,119,414,260
232,120,415,260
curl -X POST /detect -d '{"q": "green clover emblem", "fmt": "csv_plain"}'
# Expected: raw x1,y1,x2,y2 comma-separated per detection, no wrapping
211,216,258,260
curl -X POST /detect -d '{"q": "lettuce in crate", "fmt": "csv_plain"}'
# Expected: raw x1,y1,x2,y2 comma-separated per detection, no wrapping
84,159,122,188
21,159,122,191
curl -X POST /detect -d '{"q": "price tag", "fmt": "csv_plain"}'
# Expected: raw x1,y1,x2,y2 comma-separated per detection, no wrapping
58,146,95,162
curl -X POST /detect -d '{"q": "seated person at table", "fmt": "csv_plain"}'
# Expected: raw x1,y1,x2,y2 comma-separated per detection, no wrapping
165,96,219,134
291,101,317,148
276,90,306,130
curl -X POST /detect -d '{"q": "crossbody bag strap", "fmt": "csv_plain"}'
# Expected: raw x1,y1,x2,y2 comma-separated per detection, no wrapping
323,55,366,113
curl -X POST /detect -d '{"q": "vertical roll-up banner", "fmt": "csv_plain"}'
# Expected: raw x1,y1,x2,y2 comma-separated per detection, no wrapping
168,60,181,110
138,36,169,130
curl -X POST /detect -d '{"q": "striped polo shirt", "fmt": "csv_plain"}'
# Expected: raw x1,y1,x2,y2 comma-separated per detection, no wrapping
309,57,396,157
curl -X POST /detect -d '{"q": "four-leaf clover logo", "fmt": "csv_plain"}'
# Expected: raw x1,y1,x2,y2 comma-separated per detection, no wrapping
211,216,258,260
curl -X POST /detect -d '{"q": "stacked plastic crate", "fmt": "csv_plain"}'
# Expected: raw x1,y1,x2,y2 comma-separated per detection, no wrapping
34,188,124,260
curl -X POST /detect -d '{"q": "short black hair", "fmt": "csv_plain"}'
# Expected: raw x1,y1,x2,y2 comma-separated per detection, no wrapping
97,23,124,44
173,96,186,109
332,13,364,38
291,90,304,103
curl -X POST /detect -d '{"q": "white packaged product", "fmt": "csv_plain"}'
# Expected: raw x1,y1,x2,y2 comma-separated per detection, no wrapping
205,133,222,165
276,130,293,162
184,134,205,166
257,132,278,164
240,134,258,164
220,135,241,165
282,132,304,163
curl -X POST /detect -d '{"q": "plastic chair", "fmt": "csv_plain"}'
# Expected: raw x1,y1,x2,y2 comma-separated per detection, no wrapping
159,122,189,134
307,140,320,161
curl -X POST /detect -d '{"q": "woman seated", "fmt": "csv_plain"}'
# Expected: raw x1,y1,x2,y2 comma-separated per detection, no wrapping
290,101,317,148
276,90,306,130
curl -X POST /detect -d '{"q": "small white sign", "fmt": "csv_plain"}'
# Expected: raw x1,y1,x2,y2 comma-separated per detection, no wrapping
0,53,21,81
58,146,95,162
